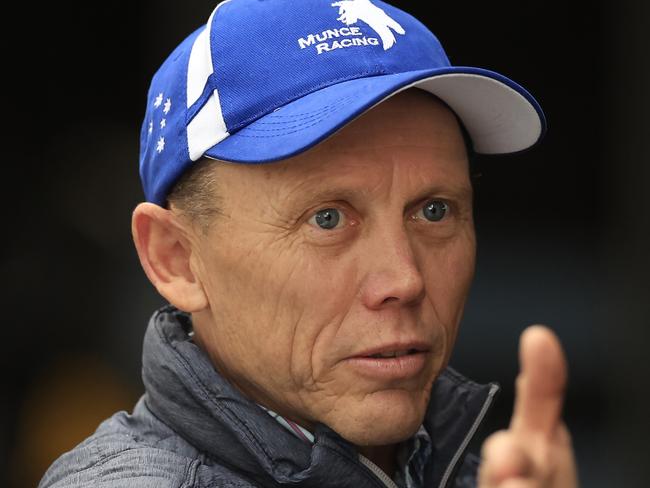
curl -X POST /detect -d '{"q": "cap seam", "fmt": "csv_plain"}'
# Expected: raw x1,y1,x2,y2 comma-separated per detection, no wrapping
253,94,358,122
233,107,346,137
241,96,357,130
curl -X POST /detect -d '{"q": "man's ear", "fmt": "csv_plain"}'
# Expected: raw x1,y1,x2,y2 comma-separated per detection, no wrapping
131,202,208,312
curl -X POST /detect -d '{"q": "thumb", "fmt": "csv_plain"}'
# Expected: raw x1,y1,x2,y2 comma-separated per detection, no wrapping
510,325,567,437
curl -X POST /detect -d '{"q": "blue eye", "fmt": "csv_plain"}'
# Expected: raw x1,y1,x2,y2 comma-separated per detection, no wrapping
417,200,449,222
309,208,343,230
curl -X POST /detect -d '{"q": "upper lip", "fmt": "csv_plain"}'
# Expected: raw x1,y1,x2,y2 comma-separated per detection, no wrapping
350,341,431,358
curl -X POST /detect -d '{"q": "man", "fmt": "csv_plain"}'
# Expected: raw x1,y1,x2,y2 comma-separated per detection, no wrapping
40,1,577,487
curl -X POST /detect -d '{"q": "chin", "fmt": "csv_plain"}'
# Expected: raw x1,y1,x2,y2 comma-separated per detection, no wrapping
328,388,429,447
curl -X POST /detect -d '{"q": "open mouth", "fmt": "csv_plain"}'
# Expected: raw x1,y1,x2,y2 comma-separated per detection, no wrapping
367,348,421,358
348,346,429,380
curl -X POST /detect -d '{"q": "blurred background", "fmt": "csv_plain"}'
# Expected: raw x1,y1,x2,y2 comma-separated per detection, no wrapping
3,1,649,486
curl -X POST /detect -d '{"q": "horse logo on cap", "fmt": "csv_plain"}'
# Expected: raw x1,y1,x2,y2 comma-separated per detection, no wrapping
331,0,405,50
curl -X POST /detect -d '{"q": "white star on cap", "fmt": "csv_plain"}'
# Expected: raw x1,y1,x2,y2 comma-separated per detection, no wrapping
163,98,171,114
154,93,163,108
156,136,165,153
160,118,166,129
148,121,153,134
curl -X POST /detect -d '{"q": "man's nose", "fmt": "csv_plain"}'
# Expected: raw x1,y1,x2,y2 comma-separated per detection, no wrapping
359,225,426,310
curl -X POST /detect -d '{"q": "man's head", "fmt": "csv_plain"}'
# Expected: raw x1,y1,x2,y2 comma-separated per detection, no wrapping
132,0,544,449
133,89,474,446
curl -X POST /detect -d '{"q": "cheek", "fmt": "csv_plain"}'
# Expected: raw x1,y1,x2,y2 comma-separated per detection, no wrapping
282,250,361,381
416,230,476,346
199,233,359,388
196,236,305,382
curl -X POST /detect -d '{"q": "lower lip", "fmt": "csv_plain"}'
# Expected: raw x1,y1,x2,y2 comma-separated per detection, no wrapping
345,352,428,381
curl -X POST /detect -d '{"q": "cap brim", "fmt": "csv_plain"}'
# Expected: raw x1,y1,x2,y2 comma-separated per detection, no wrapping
205,66,546,164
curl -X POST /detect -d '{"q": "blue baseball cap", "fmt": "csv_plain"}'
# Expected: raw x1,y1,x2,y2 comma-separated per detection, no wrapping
140,0,546,205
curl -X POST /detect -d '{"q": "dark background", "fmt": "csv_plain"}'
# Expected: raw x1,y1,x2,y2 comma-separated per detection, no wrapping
4,1,649,486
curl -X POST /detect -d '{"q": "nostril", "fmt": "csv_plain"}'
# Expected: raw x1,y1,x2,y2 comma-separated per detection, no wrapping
381,296,399,305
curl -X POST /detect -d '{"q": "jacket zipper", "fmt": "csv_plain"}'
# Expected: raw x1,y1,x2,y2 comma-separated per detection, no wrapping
355,382,498,488
358,453,400,488
437,382,500,488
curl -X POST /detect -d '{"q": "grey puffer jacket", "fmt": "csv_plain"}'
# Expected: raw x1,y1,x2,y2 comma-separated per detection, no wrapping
39,305,499,488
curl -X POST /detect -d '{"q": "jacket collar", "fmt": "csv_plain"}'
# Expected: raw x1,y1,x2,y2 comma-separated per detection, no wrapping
142,305,498,488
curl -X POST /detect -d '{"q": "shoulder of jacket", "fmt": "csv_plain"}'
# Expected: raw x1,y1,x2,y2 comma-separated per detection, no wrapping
39,415,262,488
38,429,200,488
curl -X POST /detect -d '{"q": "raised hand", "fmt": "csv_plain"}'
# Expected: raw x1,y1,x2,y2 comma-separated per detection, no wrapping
478,326,578,487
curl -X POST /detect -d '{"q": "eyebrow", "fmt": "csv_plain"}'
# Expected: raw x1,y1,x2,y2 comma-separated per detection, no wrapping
406,183,473,207
283,186,368,210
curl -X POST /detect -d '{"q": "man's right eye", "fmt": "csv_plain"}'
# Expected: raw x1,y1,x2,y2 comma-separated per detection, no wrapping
308,208,345,230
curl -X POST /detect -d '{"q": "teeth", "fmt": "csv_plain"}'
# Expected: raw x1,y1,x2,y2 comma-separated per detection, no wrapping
371,350,411,358
378,352,396,358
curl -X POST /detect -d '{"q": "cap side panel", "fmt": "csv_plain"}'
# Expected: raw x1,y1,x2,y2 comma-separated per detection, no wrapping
140,28,201,204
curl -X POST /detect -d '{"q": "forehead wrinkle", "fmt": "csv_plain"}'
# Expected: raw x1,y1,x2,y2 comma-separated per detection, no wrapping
268,136,469,207
264,148,384,207
280,168,377,210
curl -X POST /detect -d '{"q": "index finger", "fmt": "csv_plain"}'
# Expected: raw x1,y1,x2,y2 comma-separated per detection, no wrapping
510,325,568,437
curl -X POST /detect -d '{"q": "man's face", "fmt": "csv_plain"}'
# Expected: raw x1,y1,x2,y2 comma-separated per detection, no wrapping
188,89,475,447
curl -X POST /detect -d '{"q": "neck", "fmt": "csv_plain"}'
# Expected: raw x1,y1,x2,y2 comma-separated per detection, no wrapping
358,444,398,478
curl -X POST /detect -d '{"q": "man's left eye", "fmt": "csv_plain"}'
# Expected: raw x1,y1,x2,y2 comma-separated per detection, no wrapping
308,208,346,230
414,200,449,222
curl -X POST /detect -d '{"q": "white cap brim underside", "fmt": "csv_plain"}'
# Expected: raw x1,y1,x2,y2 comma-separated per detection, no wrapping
382,73,542,154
